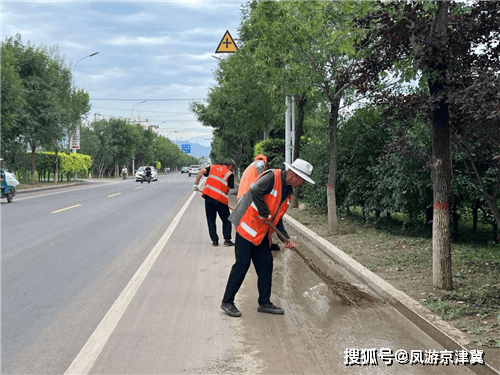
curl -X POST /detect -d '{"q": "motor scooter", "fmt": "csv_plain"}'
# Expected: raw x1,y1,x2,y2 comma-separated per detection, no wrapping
122,171,127,180
141,172,151,184
1,169,18,203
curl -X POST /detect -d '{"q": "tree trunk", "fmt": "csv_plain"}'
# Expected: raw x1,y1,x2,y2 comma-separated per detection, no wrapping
493,221,499,244
375,209,381,229
54,149,59,184
30,144,36,185
468,155,500,236
429,2,452,290
291,93,307,208
488,201,500,243
426,205,433,226
451,200,460,242
472,201,479,232
327,94,341,235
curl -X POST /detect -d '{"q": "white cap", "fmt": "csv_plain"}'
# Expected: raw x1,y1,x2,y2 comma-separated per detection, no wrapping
284,158,315,184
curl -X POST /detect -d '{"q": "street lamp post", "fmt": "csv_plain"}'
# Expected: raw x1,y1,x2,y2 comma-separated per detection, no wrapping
73,52,99,78
72,52,99,153
131,100,147,123
73,52,100,83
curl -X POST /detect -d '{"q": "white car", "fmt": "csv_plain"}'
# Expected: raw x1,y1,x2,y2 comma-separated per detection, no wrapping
135,166,158,182
188,165,200,177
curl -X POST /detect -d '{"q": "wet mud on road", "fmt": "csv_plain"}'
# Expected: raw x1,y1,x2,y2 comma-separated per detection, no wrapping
86,195,478,374
241,227,476,374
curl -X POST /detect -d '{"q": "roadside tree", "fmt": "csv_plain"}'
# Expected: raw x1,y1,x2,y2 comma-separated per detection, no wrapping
354,0,500,288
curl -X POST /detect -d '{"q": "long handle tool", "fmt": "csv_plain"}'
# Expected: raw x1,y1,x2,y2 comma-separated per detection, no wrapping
266,221,374,306
196,189,373,306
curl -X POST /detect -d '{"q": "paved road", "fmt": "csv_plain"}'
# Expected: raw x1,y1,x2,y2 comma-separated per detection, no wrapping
2,174,474,374
2,174,193,374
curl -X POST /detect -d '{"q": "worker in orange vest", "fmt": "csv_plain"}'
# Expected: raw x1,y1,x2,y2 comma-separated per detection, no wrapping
236,154,267,200
237,154,280,251
194,158,236,247
221,158,315,317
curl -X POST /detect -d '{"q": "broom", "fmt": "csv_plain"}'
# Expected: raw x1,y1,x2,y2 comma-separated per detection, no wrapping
195,188,373,306
266,221,375,306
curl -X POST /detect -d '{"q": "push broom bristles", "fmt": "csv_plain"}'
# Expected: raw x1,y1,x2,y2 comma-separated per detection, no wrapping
268,221,374,306
296,247,374,306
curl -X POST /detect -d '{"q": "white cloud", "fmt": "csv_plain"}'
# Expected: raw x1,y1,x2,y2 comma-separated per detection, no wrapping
115,11,156,25
170,0,241,12
58,40,88,51
106,35,171,46
2,0,243,144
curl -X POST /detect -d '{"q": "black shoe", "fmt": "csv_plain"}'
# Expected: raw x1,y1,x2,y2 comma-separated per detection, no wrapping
258,302,284,315
270,243,280,251
221,303,241,317
224,240,235,247
212,241,219,247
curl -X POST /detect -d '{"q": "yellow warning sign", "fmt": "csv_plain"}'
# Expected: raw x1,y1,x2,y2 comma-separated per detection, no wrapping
215,30,238,53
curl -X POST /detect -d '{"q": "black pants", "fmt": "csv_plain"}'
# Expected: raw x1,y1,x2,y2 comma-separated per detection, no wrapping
205,196,232,242
222,232,273,305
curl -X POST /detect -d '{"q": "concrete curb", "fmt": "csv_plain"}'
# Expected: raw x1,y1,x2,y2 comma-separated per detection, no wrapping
283,213,499,375
16,182,86,194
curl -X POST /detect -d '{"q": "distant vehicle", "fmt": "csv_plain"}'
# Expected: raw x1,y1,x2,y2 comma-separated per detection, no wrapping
135,166,158,182
181,166,189,174
188,165,200,177
1,169,18,203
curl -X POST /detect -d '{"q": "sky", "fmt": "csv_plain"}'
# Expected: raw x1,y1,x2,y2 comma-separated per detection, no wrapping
2,1,246,147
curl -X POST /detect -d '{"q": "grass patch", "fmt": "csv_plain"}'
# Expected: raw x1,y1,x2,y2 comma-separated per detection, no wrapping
425,298,467,320
361,261,379,271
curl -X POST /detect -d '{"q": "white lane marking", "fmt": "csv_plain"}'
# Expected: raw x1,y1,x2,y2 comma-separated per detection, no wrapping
16,182,121,201
64,191,197,375
135,186,142,190
51,204,82,214
107,193,121,198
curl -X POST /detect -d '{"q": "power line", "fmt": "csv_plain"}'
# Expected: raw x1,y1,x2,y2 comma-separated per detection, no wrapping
91,106,193,115
90,98,206,101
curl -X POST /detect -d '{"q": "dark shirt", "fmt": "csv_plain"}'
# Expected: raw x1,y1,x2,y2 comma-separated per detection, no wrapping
250,169,292,239
203,165,234,189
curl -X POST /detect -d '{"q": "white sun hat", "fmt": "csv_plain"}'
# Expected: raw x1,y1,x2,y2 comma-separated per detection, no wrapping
284,158,315,184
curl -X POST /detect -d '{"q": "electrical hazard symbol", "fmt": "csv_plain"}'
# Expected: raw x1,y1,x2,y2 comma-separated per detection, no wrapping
215,30,238,53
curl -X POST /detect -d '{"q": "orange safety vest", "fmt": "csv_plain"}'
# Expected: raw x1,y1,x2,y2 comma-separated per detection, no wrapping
237,161,264,200
236,169,291,246
202,165,233,205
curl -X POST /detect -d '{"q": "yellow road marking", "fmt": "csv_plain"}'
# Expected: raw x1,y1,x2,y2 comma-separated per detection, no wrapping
107,192,122,197
135,186,142,190
51,204,82,214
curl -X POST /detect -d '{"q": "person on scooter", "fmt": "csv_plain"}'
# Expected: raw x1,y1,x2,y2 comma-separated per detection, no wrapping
121,165,128,178
145,164,152,181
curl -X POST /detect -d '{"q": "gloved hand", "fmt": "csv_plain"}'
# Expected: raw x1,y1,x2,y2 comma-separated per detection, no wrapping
193,184,200,192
